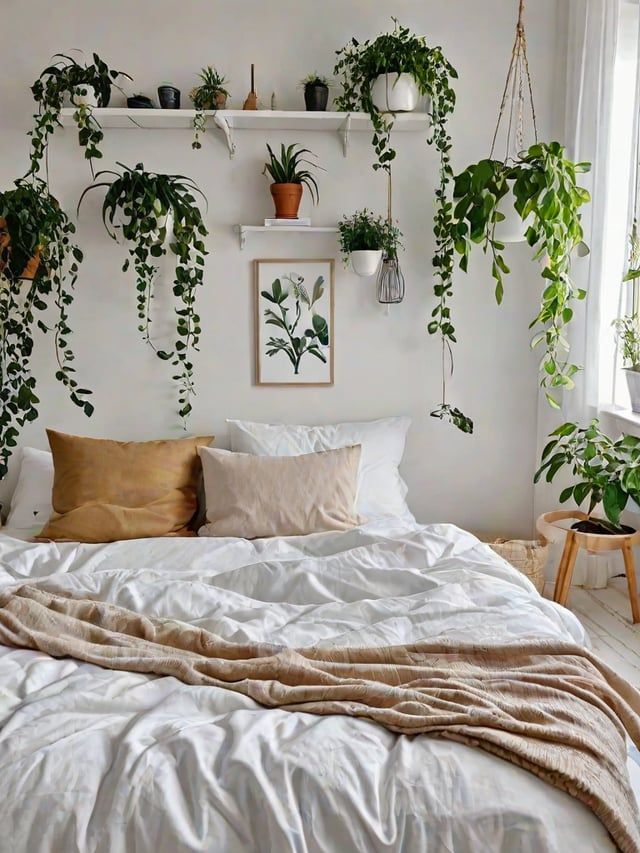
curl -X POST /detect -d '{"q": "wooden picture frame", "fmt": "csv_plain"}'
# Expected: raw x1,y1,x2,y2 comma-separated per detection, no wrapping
254,258,334,386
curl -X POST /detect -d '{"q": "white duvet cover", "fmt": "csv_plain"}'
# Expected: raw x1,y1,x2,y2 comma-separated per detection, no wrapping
0,519,630,852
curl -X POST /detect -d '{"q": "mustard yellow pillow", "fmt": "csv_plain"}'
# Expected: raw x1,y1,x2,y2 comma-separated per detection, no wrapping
39,430,212,542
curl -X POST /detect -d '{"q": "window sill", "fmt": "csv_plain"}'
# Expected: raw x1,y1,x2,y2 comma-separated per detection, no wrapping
598,404,640,436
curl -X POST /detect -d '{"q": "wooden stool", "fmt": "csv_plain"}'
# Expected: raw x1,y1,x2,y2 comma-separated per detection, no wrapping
537,510,640,624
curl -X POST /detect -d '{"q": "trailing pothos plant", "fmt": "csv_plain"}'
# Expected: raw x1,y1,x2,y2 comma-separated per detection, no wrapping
334,20,464,429
78,163,208,423
440,142,591,415
29,52,130,176
0,177,92,476
535,419,640,533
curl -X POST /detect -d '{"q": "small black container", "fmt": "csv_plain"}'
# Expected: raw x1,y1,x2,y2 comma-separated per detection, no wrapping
304,82,329,111
127,95,155,109
158,85,181,109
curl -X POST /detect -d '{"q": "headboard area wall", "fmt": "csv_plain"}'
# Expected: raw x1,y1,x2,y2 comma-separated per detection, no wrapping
0,0,561,537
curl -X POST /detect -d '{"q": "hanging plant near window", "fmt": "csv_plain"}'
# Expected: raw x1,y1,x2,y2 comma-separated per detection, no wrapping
29,52,131,176
429,0,590,431
0,177,92,477
78,163,208,422
190,66,230,150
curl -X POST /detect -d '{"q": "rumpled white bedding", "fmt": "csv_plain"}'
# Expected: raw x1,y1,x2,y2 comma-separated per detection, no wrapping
0,519,630,852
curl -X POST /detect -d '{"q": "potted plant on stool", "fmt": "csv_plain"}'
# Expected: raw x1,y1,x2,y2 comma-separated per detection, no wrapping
263,143,322,219
338,209,401,277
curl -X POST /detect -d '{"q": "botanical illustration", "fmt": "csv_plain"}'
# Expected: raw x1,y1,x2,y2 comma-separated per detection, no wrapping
261,273,329,375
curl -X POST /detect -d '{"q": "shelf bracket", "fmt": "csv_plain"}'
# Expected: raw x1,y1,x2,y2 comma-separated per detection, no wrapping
213,113,235,159
235,225,246,250
340,114,351,158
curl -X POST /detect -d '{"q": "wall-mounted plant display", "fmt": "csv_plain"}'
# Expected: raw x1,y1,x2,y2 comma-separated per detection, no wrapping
263,143,322,219
449,142,590,409
300,73,331,112
78,163,208,422
337,209,401,277
535,420,640,535
0,177,91,476
29,52,130,176
190,67,230,149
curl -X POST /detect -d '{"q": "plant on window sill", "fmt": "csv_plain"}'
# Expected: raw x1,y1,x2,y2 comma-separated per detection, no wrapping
0,176,91,477
78,163,208,424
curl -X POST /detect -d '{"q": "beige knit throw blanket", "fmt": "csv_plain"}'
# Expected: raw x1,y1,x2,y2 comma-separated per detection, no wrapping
1,586,639,852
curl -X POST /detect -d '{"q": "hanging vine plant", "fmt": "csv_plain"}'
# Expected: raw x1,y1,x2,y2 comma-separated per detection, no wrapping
29,52,131,176
78,163,208,423
334,19,467,427
0,177,92,477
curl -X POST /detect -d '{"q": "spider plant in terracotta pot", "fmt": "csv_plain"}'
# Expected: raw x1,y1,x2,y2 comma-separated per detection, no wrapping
263,143,321,219
190,66,230,149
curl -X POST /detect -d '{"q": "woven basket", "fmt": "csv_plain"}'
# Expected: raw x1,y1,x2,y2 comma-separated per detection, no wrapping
489,538,548,593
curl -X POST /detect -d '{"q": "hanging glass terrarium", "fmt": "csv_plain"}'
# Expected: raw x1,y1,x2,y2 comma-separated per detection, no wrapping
377,255,405,304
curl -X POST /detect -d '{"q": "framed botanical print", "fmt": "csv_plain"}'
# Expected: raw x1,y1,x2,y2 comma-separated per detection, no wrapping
254,258,334,386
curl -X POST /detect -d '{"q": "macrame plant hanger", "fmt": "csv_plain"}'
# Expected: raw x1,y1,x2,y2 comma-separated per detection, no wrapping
490,0,538,163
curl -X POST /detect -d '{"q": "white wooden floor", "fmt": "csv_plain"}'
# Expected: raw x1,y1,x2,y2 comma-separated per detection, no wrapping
544,577,640,688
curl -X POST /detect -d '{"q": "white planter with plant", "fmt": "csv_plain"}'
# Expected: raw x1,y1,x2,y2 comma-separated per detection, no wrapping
338,209,401,278
370,72,419,113
614,315,640,412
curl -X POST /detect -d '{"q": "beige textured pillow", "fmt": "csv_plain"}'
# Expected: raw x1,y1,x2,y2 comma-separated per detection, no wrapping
40,430,212,543
198,445,363,538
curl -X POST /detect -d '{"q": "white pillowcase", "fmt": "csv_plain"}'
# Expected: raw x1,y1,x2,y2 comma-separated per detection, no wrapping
227,416,413,521
6,447,54,532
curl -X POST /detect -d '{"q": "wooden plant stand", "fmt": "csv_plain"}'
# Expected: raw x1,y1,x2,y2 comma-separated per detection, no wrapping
537,510,640,624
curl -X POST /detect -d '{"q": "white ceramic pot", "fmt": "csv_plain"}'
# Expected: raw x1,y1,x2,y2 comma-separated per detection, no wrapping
350,250,383,277
370,73,419,113
151,208,174,247
494,195,534,243
70,86,99,108
625,368,640,413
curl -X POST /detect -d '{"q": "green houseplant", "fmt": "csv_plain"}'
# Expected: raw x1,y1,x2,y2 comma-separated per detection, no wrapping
614,315,640,413
300,73,331,111
535,419,640,534
78,163,208,423
29,52,130,176
263,143,321,219
337,209,401,276
190,66,230,149
442,142,591,411
0,177,92,477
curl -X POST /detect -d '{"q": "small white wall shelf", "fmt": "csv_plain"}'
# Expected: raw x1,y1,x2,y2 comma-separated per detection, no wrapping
234,224,338,250
59,108,429,159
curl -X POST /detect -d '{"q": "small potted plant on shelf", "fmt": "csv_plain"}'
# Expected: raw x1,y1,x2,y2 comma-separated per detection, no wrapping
77,163,208,423
614,315,640,412
300,73,331,111
29,52,131,175
0,176,93,477
337,209,402,277
157,83,180,109
263,143,321,219
535,419,640,534
190,66,230,149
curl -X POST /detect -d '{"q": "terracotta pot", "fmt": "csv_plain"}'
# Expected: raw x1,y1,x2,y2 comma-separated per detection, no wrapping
214,91,227,109
270,183,303,219
0,217,42,280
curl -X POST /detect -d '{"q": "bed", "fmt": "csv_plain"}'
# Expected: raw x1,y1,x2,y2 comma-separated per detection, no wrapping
0,516,637,852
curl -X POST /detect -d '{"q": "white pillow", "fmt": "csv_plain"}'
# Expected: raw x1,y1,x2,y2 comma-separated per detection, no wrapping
227,416,413,521
6,447,54,532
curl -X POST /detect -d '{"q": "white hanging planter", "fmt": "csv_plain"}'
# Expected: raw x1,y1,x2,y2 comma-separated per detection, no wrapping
494,193,534,243
350,250,383,277
370,73,419,113
624,368,640,413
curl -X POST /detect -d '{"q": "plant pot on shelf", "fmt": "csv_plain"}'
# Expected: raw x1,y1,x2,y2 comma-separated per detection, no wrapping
350,250,383,277
370,73,419,113
0,218,42,280
158,85,180,109
304,83,329,111
127,95,154,109
624,367,640,413
68,85,101,108
270,183,303,219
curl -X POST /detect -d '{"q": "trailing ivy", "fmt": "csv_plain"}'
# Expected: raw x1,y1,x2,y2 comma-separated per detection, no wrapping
78,163,208,423
29,52,130,176
0,177,91,477
450,142,590,408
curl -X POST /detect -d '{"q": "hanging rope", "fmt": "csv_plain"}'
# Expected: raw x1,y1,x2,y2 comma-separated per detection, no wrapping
489,0,538,161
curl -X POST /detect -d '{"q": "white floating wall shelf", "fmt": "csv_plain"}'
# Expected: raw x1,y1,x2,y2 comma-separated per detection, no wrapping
59,108,430,159
234,225,338,250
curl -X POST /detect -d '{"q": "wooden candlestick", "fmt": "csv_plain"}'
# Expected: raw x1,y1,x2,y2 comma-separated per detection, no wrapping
243,63,258,110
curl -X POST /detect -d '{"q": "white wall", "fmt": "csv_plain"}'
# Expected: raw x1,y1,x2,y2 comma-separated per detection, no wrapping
0,0,560,537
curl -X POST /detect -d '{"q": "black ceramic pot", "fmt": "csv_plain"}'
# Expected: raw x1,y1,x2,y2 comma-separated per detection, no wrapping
304,83,329,111
127,95,154,109
158,85,181,109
